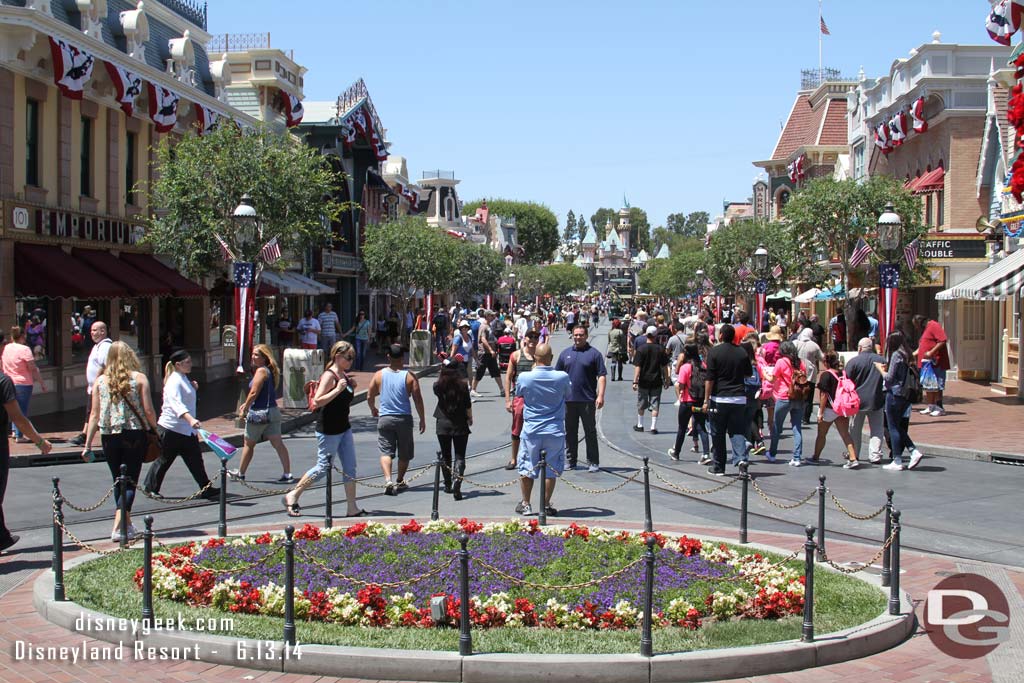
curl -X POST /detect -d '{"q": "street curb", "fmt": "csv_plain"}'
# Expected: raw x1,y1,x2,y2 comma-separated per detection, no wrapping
916,442,1024,465
11,363,442,469
32,525,916,683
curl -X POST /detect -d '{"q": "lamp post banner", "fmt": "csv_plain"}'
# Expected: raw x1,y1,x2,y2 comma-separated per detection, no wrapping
233,261,256,373
878,263,900,352
485,293,493,311
754,279,768,333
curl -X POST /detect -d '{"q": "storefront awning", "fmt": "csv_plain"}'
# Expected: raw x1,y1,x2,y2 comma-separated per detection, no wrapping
260,270,335,295
815,285,845,300
15,243,124,299
258,269,292,294
769,289,792,300
72,248,172,297
792,288,821,303
119,253,208,298
936,249,1024,301
282,271,335,295
912,167,945,195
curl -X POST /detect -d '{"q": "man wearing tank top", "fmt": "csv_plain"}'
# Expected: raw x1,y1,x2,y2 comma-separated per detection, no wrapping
367,344,426,496
503,329,540,470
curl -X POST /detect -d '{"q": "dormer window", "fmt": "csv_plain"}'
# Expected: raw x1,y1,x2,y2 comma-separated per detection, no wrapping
119,2,149,63
76,0,107,40
167,30,196,85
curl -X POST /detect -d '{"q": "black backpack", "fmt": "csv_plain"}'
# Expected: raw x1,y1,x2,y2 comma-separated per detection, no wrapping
901,361,923,404
688,361,706,404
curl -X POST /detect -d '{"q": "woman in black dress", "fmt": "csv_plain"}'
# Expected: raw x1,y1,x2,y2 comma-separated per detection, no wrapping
433,358,473,500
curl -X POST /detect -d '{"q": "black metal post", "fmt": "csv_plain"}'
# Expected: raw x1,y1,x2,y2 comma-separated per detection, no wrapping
640,536,656,657
431,450,442,522
642,456,653,533
283,525,296,646
881,489,893,587
801,525,816,642
324,465,333,529
538,451,548,527
118,464,128,549
218,460,228,538
51,477,65,601
141,515,154,627
888,510,902,616
738,462,749,544
816,475,826,562
458,534,472,656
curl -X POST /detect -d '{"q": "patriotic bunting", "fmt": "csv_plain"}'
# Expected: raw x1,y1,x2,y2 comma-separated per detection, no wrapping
987,0,1023,45
911,96,928,134
737,265,751,280
48,37,95,100
787,154,806,183
849,237,873,267
445,229,468,240
233,262,256,373
280,90,303,127
147,83,180,133
103,61,143,116
877,263,900,352
874,122,892,153
889,111,907,145
485,294,493,311
753,279,768,335
903,238,920,271
193,102,220,135
424,291,433,334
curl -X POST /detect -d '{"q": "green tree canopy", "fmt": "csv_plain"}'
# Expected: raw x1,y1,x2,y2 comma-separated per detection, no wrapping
363,216,460,306
541,263,588,296
143,123,344,280
464,198,559,264
451,243,505,301
590,208,616,241
667,211,710,237
639,249,707,297
629,207,651,253
704,219,823,298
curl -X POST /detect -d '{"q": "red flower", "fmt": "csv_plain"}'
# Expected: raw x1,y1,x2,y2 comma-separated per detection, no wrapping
293,523,321,541
525,519,541,535
564,522,590,540
400,519,423,534
344,522,368,538
640,531,667,548
254,532,273,545
230,581,263,614
304,590,334,621
457,518,483,534
203,537,226,549
676,535,702,556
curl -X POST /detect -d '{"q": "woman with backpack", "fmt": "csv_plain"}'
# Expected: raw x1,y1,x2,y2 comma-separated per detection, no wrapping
283,340,363,517
811,351,859,468
433,358,473,500
667,344,709,463
876,331,923,471
767,341,809,466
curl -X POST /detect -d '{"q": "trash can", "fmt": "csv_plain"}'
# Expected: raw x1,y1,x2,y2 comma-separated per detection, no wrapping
282,348,324,409
409,329,432,369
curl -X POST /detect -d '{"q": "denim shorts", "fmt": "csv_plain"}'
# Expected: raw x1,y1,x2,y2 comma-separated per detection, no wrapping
518,432,564,479
244,406,282,442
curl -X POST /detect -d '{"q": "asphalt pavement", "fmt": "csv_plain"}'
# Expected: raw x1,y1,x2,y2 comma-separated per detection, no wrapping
3,326,1023,595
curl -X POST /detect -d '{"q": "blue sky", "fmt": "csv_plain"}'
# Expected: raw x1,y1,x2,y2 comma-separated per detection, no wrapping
209,1,989,231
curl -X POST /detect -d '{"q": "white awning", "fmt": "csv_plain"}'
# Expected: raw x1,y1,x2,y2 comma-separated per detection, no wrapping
792,288,821,303
935,249,1024,301
281,271,335,296
259,269,292,294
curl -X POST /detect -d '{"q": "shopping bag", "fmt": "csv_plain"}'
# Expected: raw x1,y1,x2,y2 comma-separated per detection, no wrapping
919,360,940,392
198,429,237,462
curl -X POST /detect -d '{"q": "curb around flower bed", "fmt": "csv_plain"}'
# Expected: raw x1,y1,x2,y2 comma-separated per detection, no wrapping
34,521,916,683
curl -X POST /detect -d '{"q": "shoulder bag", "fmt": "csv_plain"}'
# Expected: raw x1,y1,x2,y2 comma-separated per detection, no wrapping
123,393,163,463
247,368,273,423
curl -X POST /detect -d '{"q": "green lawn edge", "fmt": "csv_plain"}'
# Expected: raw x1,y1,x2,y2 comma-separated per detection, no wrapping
63,539,887,655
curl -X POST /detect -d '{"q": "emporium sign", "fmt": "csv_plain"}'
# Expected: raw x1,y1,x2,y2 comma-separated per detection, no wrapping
8,202,145,246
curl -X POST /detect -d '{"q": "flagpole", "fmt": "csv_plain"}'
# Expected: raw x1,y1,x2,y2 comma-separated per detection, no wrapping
818,0,823,85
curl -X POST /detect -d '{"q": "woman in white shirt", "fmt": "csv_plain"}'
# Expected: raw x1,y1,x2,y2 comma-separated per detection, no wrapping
141,349,219,500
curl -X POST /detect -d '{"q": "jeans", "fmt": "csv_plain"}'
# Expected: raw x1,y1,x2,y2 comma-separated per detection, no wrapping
884,393,911,465
0,445,11,545
565,401,599,466
320,335,338,354
11,385,32,438
770,399,805,461
308,429,356,482
101,430,145,512
434,333,449,358
354,337,368,370
709,401,750,471
850,408,884,462
143,429,212,494
673,402,708,456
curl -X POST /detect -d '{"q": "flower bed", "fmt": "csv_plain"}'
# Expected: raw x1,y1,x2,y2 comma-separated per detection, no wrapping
136,519,805,631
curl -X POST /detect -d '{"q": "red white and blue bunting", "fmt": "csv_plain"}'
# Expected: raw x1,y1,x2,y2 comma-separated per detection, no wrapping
193,103,220,135
986,0,1023,46
103,61,143,116
279,90,303,127
48,37,95,100
786,154,805,183
147,82,180,133
340,104,388,159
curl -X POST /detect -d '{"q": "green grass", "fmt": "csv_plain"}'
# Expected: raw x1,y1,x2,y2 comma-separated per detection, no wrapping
63,543,887,655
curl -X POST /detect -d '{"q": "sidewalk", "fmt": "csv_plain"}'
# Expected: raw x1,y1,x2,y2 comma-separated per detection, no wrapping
909,379,1024,461
9,346,435,467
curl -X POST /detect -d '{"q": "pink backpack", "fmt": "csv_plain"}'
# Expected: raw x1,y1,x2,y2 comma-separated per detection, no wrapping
829,370,860,417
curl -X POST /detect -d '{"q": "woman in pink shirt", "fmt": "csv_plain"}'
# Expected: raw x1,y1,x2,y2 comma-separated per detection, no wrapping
767,341,806,466
2,326,46,442
668,344,709,463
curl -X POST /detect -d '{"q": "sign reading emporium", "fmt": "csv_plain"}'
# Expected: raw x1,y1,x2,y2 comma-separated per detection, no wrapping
9,203,144,246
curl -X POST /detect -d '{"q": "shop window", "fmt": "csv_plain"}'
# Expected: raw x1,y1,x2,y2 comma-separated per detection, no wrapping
925,195,932,227
125,131,137,205
963,301,986,341
119,298,150,355
159,298,185,366
80,116,93,197
15,298,53,367
936,190,944,227
26,99,40,187
71,300,111,364
209,294,231,346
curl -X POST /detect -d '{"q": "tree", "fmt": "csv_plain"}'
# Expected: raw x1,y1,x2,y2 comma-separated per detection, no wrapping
590,208,616,242
576,216,588,242
666,212,687,235
451,243,505,301
541,263,588,296
463,198,559,264
666,211,709,237
783,175,927,344
629,207,651,253
143,123,344,282
363,216,460,315
561,209,579,261
639,249,707,297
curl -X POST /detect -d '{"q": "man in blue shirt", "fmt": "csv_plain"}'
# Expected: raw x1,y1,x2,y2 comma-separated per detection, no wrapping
555,325,607,472
515,344,571,517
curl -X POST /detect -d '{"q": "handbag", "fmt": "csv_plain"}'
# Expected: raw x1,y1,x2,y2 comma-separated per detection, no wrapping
123,395,163,463
246,408,271,424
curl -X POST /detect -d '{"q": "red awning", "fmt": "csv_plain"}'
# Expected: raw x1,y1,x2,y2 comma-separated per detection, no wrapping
15,243,124,299
72,248,173,297
903,176,919,190
913,167,945,194
118,252,208,298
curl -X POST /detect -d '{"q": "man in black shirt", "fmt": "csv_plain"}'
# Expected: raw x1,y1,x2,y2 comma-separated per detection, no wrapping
0,371,52,554
632,326,670,434
431,309,450,358
702,325,753,475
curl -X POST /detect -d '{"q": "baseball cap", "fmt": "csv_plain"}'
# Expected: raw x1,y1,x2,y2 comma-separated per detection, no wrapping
646,325,658,336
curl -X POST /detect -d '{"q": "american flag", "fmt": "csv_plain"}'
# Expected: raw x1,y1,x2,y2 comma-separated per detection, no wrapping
737,265,751,279
903,238,920,270
260,236,281,264
849,237,873,267
820,16,831,35
215,233,235,261
771,263,783,279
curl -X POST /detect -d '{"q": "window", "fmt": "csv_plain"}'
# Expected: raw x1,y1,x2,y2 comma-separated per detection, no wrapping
936,190,945,227
853,144,865,181
925,194,933,227
71,300,110,364
962,301,986,341
119,298,150,355
26,99,39,186
80,116,92,197
15,298,53,367
125,131,137,205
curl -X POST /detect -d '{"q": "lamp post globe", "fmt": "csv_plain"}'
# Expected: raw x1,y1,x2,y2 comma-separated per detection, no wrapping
877,202,902,253
753,244,768,274
232,193,259,254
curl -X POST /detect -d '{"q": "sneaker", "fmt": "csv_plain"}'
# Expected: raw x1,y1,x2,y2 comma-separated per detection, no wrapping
384,481,397,496
633,425,644,432
0,534,20,553
111,531,123,543
650,428,659,435
868,455,882,464
544,506,558,517
142,488,163,499
277,474,296,484
126,524,141,540
690,444,699,453
698,455,711,465
514,501,533,515
396,480,409,492
750,444,767,456
227,469,245,481
706,467,725,477
470,390,482,398
69,433,86,447
788,459,802,467
929,408,946,417
565,462,577,471
667,448,679,461
766,453,777,463
588,463,600,473
843,460,860,469
919,406,934,414
504,460,517,470
907,449,924,470
882,462,905,471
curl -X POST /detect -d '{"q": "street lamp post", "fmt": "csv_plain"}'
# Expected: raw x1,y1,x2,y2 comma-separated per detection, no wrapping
508,272,517,313
232,194,262,376
876,202,903,352
695,268,705,314
753,244,769,334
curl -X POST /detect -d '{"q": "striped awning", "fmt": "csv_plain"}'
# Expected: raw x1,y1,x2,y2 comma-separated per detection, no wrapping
935,249,1024,301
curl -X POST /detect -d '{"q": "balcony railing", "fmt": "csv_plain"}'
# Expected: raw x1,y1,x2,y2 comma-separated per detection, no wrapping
422,170,455,180
208,32,271,53
154,0,207,30
335,78,385,143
